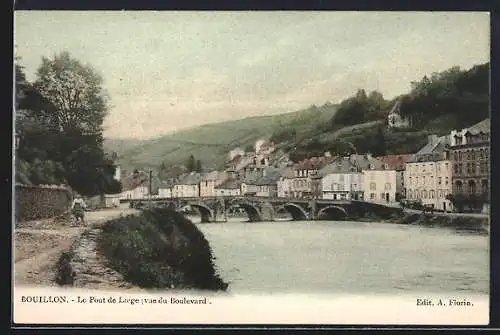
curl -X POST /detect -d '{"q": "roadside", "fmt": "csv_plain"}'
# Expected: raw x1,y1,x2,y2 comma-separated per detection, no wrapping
14,208,138,287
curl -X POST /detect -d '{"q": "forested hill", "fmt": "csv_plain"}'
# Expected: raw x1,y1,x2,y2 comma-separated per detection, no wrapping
114,102,339,172
114,61,489,173
271,62,490,162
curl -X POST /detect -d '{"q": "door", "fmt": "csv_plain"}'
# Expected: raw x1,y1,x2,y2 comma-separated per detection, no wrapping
385,193,390,202
443,202,446,212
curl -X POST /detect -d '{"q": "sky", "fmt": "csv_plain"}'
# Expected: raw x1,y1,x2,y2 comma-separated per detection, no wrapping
15,11,490,140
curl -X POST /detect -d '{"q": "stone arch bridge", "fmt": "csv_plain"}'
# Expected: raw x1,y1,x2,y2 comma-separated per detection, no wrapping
124,196,403,223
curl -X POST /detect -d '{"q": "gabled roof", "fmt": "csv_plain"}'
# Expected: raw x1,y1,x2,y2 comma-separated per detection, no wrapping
251,167,281,186
215,178,241,190
415,135,449,156
121,171,149,191
388,99,402,115
376,154,415,170
347,154,385,171
319,157,360,176
294,156,336,170
466,118,490,135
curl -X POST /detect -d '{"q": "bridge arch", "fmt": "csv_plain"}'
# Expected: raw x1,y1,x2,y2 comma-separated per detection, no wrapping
188,203,214,223
317,206,348,220
237,202,262,222
280,203,308,221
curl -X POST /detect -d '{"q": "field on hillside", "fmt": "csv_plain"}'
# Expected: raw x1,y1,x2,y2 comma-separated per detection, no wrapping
115,104,338,171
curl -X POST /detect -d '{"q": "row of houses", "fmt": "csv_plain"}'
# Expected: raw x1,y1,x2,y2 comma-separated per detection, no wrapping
118,118,490,212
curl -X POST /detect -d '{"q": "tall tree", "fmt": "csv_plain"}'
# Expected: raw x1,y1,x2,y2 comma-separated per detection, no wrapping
18,51,121,196
372,126,387,156
33,51,109,137
195,160,202,172
185,154,196,172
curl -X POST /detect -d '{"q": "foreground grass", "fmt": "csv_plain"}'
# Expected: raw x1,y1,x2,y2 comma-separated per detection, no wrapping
97,208,228,291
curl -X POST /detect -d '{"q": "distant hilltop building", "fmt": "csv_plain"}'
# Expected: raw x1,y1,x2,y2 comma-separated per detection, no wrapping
387,100,411,129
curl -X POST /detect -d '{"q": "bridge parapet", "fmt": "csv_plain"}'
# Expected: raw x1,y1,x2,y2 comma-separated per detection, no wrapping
124,196,400,222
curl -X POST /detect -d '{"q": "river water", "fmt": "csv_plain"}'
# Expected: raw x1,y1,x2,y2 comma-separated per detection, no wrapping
196,219,489,296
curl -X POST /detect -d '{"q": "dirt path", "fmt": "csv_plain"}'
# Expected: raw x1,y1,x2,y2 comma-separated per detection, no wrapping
14,208,138,287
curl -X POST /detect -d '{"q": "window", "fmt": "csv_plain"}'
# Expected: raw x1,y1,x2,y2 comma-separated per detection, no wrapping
339,175,344,182
468,180,476,195
339,184,345,191
380,193,385,200
438,177,442,185
422,176,426,185
370,193,375,199
445,162,449,170
370,182,376,190
437,164,441,172
430,190,435,199
384,182,391,190
423,190,428,199
408,190,413,199
481,180,489,194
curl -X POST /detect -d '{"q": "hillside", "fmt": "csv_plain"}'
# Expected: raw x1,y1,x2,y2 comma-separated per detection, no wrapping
115,62,489,173
115,103,339,172
103,138,147,156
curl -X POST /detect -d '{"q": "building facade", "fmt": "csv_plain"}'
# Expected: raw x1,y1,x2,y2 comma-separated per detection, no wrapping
377,154,415,199
404,135,453,211
172,172,202,198
448,119,490,211
215,178,241,196
319,157,364,200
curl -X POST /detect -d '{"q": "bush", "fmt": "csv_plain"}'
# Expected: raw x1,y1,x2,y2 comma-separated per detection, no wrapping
97,208,228,291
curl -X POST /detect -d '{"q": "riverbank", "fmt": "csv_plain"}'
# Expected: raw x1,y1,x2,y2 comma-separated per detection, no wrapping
56,208,228,291
341,210,488,234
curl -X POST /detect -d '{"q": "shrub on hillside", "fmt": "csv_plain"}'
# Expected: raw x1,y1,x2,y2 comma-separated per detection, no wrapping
97,209,228,291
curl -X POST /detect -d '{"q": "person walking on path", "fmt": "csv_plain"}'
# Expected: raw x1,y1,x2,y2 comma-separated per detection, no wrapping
71,195,87,224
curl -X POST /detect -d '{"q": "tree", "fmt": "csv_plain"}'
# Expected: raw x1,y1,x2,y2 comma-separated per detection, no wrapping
185,154,196,172
33,51,109,136
195,160,202,173
371,126,387,156
15,53,120,196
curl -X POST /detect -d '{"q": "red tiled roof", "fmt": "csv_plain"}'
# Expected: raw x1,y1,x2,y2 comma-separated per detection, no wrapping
294,156,336,170
376,154,415,170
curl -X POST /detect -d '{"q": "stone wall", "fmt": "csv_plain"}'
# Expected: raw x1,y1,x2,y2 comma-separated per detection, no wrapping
15,184,73,222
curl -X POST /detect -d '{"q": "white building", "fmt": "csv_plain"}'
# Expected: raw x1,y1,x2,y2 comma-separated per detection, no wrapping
387,100,411,129
120,170,149,200
255,167,282,197
277,168,295,198
404,135,454,211
121,185,148,200
200,171,228,197
173,172,202,198
359,155,398,204
319,157,364,200
214,179,241,196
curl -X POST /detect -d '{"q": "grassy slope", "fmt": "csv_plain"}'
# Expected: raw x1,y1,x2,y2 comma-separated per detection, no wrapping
115,105,338,171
